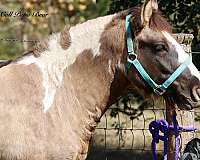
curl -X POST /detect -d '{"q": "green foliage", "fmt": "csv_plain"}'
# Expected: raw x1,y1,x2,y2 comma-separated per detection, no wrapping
108,0,142,14
0,0,110,60
159,0,200,52
0,41,23,60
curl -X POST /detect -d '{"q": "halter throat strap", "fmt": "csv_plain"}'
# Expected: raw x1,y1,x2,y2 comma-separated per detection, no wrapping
125,15,192,96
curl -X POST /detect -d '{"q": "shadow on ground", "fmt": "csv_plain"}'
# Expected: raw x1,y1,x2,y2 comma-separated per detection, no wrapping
86,147,163,160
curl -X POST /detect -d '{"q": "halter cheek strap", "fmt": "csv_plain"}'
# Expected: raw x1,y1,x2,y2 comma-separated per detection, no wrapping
125,15,192,96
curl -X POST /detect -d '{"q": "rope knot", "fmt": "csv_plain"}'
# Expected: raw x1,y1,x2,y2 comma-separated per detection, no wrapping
149,114,197,160
149,120,168,144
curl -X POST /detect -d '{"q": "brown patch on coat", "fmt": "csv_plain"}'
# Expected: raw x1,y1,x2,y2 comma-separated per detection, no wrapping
65,48,115,142
51,48,116,159
0,63,46,159
67,49,113,115
60,26,71,50
100,14,126,67
99,13,133,107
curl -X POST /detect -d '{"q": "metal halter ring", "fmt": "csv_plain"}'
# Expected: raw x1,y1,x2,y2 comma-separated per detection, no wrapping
127,53,137,63
153,85,166,96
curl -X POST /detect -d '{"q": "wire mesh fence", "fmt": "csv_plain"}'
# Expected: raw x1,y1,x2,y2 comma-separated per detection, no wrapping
87,96,165,160
0,38,39,43
87,96,200,160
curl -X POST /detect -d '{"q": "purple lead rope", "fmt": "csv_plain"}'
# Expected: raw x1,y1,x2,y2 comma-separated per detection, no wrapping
173,115,180,160
149,114,196,160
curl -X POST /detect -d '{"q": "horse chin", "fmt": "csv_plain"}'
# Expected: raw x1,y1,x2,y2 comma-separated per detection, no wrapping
176,95,198,110
176,101,194,110
164,94,195,110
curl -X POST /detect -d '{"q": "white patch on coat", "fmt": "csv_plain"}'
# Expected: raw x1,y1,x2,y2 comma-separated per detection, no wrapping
17,55,37,65
16,14,115,112
162,31,200,80
108,60,112,74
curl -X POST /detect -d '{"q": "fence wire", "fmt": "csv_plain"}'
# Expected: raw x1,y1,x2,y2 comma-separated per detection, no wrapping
88,98,200,160
0,38,39,43
0,37,200,160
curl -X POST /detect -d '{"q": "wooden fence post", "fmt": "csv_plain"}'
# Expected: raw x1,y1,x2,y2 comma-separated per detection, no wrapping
166,101,176,160
166,34,194,160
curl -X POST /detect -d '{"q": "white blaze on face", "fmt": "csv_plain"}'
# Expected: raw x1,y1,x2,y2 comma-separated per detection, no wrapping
162,31,200,81
16,14,115,112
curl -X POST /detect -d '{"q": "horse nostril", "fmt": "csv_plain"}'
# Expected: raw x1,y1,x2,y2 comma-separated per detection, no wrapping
197,88,200,97
192,86,200,102
196,101,200,108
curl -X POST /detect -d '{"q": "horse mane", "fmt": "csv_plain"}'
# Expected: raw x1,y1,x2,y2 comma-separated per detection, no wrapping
16,6,171,60
32,39,49,57
116,6,172,35
25,26,71,58
150,10,172,32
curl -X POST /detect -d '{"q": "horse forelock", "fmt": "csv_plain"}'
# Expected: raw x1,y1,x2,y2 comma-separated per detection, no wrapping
149,11,172,32
117,6,172,35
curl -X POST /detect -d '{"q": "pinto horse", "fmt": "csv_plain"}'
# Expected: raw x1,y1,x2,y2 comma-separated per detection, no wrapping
0,0,200,159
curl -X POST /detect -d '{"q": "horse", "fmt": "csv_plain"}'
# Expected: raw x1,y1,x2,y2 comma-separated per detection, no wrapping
0,0,200,159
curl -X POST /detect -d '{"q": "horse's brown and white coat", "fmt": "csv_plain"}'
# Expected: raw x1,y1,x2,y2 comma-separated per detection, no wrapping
17,14,116,112
0,14,124,160
0,1,200,160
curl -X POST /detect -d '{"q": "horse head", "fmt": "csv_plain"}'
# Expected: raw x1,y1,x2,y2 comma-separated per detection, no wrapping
123,0,200,110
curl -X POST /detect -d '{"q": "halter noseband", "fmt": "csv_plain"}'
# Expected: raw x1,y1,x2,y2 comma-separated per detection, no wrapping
125,15,192,96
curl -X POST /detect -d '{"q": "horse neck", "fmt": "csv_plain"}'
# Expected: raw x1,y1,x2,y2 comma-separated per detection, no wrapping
17,13,130,153
59,14,130,140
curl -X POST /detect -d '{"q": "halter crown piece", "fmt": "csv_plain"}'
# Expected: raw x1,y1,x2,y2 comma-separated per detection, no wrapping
125,15,192,96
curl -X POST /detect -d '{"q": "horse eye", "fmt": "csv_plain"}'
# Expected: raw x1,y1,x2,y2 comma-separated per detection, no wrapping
155,44,167,52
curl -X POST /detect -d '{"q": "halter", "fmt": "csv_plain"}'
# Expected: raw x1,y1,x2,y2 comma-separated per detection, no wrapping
125,15,192,96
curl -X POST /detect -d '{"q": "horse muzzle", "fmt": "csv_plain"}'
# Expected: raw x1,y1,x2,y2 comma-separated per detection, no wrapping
174,86,200,110
192,86,200,108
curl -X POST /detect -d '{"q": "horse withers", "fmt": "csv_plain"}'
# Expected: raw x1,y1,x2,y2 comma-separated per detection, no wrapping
0,0,200,159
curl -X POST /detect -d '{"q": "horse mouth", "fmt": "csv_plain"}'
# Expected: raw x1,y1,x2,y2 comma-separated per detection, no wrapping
176,97,197,110
192,86,200,102
191,86,200,109
176,88,200,110
165,91,200,110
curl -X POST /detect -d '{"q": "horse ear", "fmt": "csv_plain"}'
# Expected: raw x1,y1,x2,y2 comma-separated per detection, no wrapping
141,0,158,27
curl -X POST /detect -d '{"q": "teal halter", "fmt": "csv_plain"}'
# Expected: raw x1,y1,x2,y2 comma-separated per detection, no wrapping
125,15,192,96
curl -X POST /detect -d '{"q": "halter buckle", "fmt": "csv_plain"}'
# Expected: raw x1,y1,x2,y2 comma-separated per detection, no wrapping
154,85,166,96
